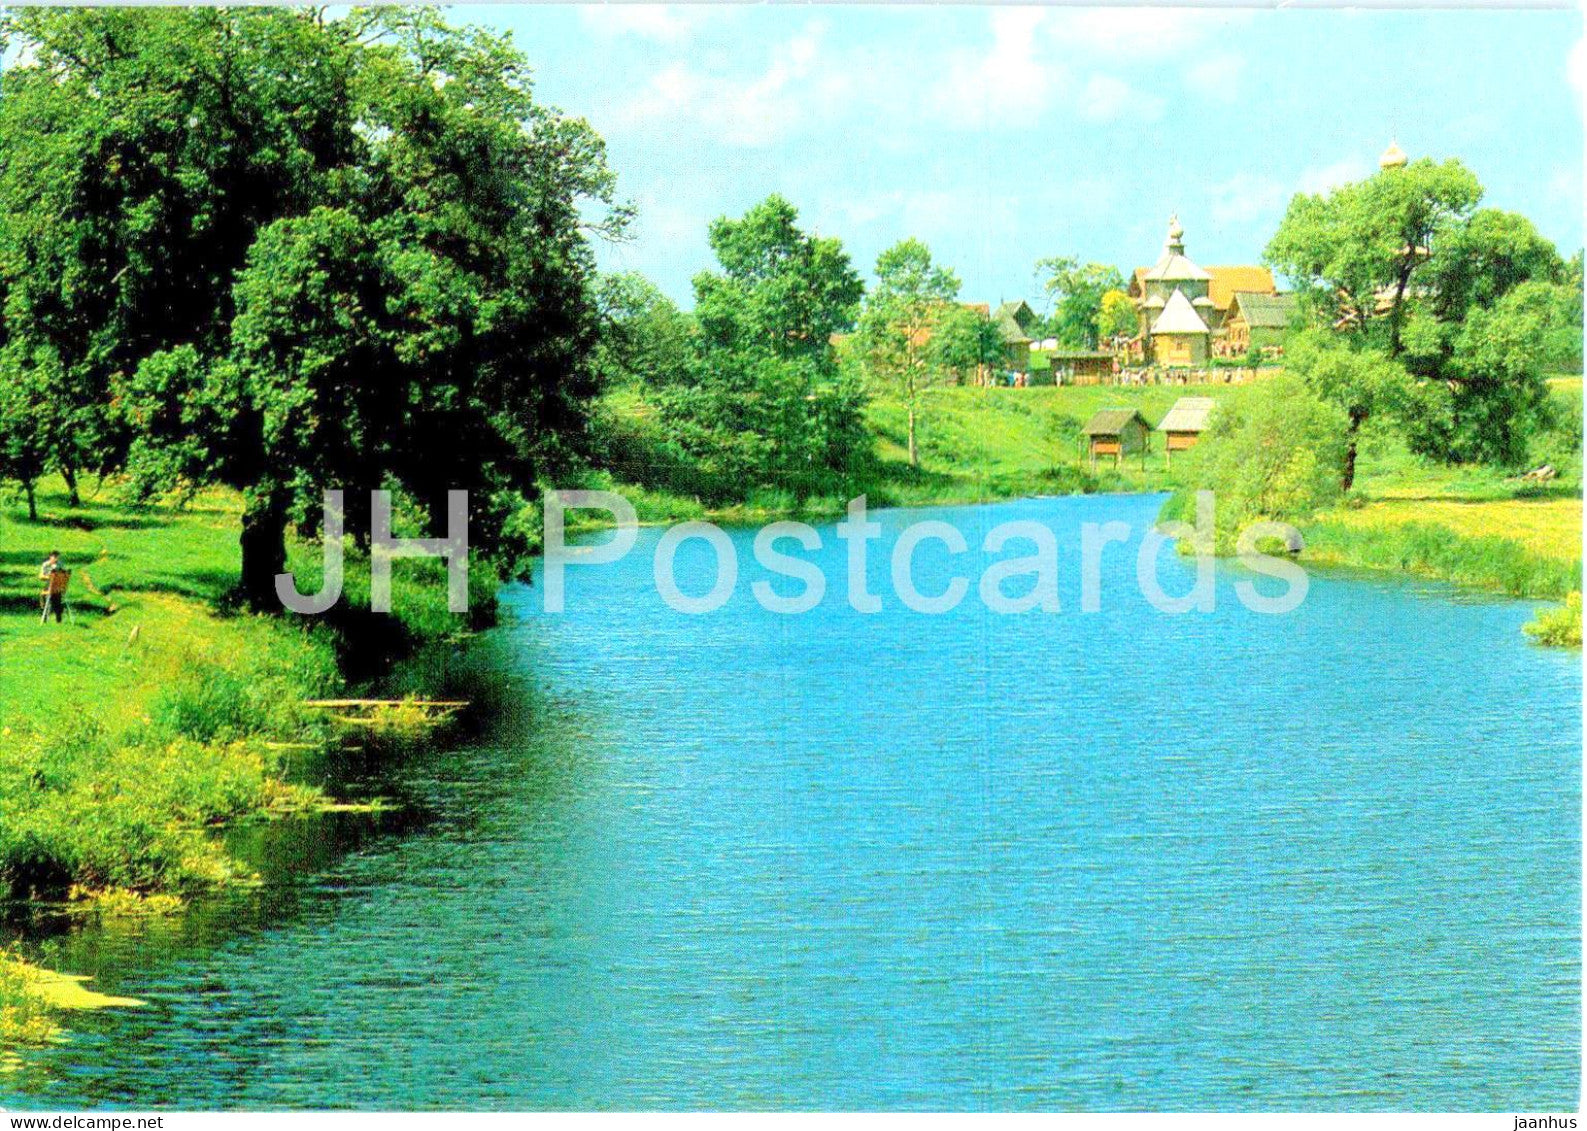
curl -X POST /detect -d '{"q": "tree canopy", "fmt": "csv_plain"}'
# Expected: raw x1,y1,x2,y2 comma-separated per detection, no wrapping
858,238,961,467
0,7,627,605
654,195,868,499
1034,257,1126,348
1268,157,1573,474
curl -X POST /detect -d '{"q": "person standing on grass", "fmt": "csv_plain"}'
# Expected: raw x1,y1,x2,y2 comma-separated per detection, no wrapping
38,550,64,623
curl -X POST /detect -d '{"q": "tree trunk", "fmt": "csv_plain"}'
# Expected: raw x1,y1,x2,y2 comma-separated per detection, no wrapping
1387,259,1416,359
907,405,917,468
1341,410,1367,493
23,477,37,522
238,484,289,611
60,463,80,507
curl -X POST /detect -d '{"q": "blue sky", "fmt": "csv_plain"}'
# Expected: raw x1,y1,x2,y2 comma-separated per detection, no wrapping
472,4,1583,311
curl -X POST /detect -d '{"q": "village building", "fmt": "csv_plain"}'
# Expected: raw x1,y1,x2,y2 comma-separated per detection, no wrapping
1157,396,1216,466
1048,349,1115,385
994,300,1040,338
1082,408,1151,468
1128,216,1277,365
992,301,1036,375
1223,291,1299,356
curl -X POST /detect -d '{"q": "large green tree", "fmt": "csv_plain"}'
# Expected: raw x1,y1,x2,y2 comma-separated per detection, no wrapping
1033,257,1126,348
1267,157,1566,472
1267,158,1482,356
1282,330,1415,491
591,272,694,389
1096,288,1138,346
0,7,626,606
929,304,1003,389
655,195,868,498
858,238,961,467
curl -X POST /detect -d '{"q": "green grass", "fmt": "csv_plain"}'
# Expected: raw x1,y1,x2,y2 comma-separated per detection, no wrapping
598,381,1260,523
1294,388,1582,619
1301,519,1580,599
0,477,472,905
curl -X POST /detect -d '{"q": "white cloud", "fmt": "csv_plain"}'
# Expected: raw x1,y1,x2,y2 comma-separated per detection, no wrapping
1209,173,1290,228
1546,165,1582,210
1208,154,1376,230
577,5,709,44
1185,53,1247,105
592,6,1255,151
1080,74,1165,123
1048,8,1253,62
932,8,1058,128
1298,156,1373,195
928,7,1241,131
610,20,841,146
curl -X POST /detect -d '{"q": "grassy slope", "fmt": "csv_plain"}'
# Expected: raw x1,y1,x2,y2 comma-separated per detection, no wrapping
1,483,333,735
598,381,1260,524
0,477,481,898
600,377,1582,603
1300,378,1582,604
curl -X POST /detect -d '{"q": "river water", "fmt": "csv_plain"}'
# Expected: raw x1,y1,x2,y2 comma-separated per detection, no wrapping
2,496,1579,1110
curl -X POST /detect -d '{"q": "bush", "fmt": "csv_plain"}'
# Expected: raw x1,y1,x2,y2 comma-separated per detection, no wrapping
1163,374,1348,551
148,664,266,743
0,955,57,1047
1525,592,1582,647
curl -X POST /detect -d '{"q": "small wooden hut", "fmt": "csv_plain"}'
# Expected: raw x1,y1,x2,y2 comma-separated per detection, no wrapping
1082,408,1150,469
1157,396,1216,466
1048,349,1116,386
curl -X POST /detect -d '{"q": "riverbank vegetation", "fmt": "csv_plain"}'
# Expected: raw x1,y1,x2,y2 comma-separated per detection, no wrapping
0,476,482,898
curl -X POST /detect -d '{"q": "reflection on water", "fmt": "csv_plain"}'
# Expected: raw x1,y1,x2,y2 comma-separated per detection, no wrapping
1,495,1579,1111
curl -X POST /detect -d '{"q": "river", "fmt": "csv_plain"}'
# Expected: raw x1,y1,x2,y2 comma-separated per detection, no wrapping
2,495,1579,1110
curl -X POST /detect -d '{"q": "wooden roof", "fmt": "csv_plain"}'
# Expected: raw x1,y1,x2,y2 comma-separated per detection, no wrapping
1131,263,1277,313
1149,288,1210,335
1083,408,1149,436
1047,348,1114,360
1227,291,1297,329
1207,266,1276,311
993,305,1032,344
1157,396,1217,434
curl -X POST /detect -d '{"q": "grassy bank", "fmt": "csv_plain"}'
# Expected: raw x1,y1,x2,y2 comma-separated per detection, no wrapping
1,477,484,1038
593,382,1259,525
0,475,487,1036
1298,382,1582,639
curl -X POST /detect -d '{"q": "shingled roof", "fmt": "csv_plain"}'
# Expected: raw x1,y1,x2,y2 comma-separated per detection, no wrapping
1207,266,1277,310
1227,291,1297,329
1083,408,1149,437
1149,288,1210,335
1157,397,1216,434
993,305,1032,344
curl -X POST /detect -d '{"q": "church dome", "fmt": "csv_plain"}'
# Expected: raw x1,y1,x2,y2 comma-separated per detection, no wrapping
1379,140,1408,170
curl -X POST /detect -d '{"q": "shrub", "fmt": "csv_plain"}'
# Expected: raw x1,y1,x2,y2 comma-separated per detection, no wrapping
1162,374,1348,551
1525,592,1582,647
0,955,57,1047
148,664,266,744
